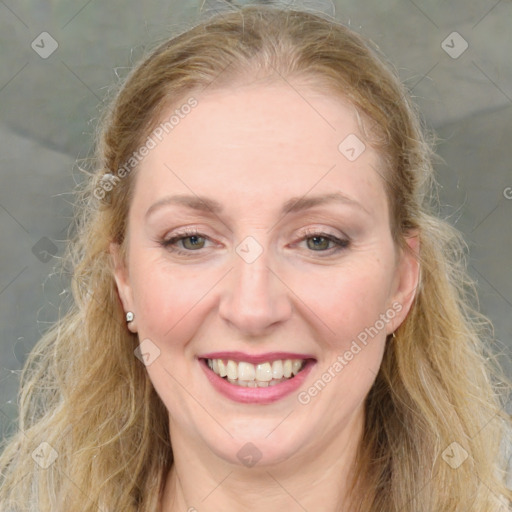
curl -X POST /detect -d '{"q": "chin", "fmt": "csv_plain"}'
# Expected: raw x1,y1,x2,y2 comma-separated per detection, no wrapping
204,419,310,468
216,439,301,469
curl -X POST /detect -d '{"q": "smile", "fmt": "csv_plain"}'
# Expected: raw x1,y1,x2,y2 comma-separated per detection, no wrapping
206,358,306,387
199,351,317,404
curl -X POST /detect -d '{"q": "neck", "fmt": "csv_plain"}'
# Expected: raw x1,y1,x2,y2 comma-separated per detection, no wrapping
159,410,364,512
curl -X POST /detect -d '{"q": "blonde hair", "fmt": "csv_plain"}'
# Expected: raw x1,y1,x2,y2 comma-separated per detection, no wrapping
1,5,510,511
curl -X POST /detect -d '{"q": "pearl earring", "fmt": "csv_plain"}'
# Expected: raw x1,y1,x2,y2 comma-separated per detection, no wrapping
126,311,134,323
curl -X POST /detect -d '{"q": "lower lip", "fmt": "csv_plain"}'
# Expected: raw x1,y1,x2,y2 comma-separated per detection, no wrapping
199,358,316,404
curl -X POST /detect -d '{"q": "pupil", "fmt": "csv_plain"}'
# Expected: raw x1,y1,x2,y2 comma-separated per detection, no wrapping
309,236,328,250
185,235,204,249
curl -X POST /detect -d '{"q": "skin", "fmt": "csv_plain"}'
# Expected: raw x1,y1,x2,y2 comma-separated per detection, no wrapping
111,82,420,511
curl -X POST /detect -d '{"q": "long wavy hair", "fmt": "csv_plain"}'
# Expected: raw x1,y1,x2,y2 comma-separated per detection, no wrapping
1,4,510,511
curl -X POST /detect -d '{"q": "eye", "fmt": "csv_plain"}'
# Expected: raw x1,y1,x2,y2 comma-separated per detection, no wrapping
297,229,350,254
306,235,334,251
159,227,350,257
160,228,210,254
179,234,206,250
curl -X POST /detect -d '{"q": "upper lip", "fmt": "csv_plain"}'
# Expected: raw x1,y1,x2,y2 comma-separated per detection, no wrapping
198,351,316,364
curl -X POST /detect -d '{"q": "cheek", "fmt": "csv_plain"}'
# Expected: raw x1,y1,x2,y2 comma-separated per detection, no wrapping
130,252,221,345
294,263,392,413
289,255,394,349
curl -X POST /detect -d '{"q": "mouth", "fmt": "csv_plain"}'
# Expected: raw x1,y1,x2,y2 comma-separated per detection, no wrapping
198,351,317,403
202,357,309,388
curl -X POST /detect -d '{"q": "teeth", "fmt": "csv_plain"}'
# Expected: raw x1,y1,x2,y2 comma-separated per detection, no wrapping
272,360,283,379
255,362,272,381
283,359,292,378
218,359,227,377
206,357,306,386
238,361,256,381
292,360,302,375
226,360,238,380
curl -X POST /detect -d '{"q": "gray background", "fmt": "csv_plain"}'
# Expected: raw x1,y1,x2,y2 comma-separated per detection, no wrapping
1,0,511,440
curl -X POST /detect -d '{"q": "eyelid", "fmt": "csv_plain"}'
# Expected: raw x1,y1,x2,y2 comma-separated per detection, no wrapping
297,226,350,244
161,228,214,248
292,227,350,254
298,226,348,239
160,225,351,256
164,226,201,239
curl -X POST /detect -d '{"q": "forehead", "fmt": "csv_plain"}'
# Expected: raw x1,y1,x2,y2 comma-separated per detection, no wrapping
130,83,388,219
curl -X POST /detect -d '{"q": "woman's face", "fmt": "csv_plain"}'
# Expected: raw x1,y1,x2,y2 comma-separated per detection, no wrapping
112,83,419,468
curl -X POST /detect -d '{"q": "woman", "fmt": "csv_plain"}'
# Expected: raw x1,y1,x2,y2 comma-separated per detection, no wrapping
0,4,510,511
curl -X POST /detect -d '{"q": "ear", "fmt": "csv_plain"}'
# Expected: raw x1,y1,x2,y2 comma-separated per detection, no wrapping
110,242,137,333
386,232,420,335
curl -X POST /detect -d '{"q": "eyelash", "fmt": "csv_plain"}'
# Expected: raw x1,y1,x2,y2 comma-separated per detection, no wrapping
160,228,350,256
299,228,350,254
160,228,206,255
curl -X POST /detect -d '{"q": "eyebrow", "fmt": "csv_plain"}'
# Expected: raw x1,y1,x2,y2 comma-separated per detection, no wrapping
144,191,370,220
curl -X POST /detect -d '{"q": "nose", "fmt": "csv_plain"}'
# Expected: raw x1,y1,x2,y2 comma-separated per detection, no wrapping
218,243,293,336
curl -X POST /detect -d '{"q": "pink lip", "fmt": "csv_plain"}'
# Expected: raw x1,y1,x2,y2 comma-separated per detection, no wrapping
199,357,316,404
198,351,316,364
